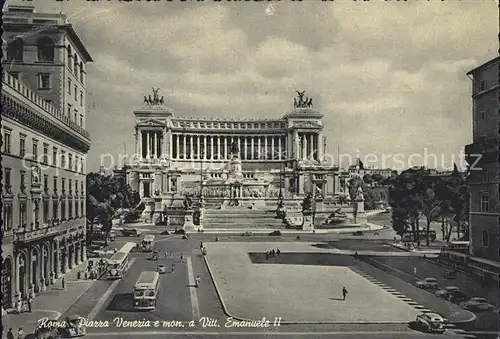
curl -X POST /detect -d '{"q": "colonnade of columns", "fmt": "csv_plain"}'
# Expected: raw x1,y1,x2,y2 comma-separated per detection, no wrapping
170,134,288,161
138,130,164,159
297,132,322,161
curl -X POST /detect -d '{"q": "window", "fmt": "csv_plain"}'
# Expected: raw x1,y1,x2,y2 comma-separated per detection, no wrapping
19,202,27,226
43,143,49,164
480,194,490,212
52,147,58,166
7,38,23,61
69,179,72,194
75,198,79,216
43,174,48,191
482,231,489,247
74,85,78,100
81,200,84,216
80,92,83,106
3,130,11,154
20,171,25,193
69,154,73,171
32,140,38,161
68,199,73,218
74,54,78,76
74,112,77,123
37,37,55,62
480,110,486,120
67,104,72,117
4,168,12,190
61,178,66,194
43,200,49,223
79,62,84,83
67,45,72,69
53,198,59,220
479,80,486,92
53,176,58,193
38,74,51,89
61,151,66,168
68,79,72,94
80,115,83,127
81,181,84,193
19,135,26,157
3,203,13,231
61,199,66,219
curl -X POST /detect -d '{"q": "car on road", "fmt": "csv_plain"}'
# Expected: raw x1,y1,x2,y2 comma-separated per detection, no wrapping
415,277,438,289
121,228,142,237
460,297,497,312
447,290,468,302
435,286,459,299
109,230,116,242
157,264,166,274
415,312,446,334
352,231,364,236
86,250,100,258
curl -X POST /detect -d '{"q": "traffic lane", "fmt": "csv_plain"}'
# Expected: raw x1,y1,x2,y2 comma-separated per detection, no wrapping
190,251,227,321
94,255,192,327
370,256,499,331
356,258,474,324
60,280,114,320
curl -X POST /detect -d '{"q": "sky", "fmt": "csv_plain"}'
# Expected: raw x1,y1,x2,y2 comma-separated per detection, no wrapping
6,0,498,172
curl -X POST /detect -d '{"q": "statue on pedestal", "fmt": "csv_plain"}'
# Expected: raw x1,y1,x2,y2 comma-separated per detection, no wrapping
31,165,41,185
293,90,314,109
302,193,313,212
183,195,192,210
230,141,239,156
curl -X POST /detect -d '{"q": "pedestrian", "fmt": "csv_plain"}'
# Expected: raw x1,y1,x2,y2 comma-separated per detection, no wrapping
271,249,275,257
17,327,24,339
62,277,66,290
195,275,201,288
342,287,348,301
265,252,269,260
200,241,203,250
171,264,175,273
180,253,184,262
413,267,417,276
6,328,14,339
354,251,358,260
276,248,280,256
27,296,32,313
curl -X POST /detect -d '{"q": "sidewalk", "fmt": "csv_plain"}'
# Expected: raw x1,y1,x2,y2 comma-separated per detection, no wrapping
2,260,99,336
389,242,442,254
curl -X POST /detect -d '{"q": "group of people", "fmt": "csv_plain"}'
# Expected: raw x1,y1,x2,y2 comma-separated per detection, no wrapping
5,327,23,339
265,248,281,260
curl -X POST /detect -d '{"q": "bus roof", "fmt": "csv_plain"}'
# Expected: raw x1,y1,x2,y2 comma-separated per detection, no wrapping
135,271,159,287
143,235,155,241
107,251,128,263
119,242,137,253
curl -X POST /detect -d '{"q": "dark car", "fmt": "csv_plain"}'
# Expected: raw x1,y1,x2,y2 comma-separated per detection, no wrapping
352,231,364,236
121,228,142,237
447,290,468,302
269,230,282,236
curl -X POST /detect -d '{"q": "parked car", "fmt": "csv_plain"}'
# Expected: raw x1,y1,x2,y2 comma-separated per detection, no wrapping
121,228,142,237
460,297,497,312
352,231,364,236
447,290,468,302
415,277,438,289
415,312,446,334
435,286,459,299
269,230,282,236
86,250,100,259
157,264,166,274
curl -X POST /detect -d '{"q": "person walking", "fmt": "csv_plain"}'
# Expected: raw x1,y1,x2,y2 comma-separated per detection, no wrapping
6,328,14,339
171,264,175,273
342,287,348,301
195,275,201,288
180,253,184,262
27,296,32,313
265,252,269,260
62,277,66,290
17,327,24,339
276,248,281,256
413,267,417,276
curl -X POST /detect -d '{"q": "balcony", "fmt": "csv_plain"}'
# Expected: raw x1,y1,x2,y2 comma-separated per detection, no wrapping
465,137,498,164
14,224,60,243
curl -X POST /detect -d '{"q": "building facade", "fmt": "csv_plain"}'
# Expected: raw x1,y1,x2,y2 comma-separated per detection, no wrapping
465,57,500,267
1,4,92,309
127,90,349,210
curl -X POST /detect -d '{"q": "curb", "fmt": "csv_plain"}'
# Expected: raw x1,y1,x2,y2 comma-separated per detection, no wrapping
202,254,414,325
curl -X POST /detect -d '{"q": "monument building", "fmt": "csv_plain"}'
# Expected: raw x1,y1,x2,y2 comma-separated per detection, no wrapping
1,4,92,310
127,89,356,229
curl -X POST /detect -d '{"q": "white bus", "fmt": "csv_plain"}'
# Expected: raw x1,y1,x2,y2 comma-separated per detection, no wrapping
106,242,136,279
141,235,156,252
133,271,160,310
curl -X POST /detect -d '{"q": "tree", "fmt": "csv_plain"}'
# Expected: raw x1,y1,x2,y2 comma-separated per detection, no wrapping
372,173,384,185
420,186,443,246
363,174,373,185
391,207,409,239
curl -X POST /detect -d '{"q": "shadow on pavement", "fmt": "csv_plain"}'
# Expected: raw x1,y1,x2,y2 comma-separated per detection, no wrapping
106,293,136,312
247,252,354,266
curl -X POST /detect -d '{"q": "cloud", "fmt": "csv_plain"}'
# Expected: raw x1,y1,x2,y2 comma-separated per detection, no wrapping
5,0,498,171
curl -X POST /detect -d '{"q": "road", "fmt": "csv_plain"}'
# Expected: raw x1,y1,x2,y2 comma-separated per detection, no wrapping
60,233,477,338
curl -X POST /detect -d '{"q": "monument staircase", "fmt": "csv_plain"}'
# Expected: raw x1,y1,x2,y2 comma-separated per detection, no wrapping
202,206,285,229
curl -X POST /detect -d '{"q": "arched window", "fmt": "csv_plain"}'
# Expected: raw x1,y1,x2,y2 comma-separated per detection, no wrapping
79,62,84,83
482,231,489,247
7,39,23,61
37,37,55,62
67,45,72,69
73,54,78,77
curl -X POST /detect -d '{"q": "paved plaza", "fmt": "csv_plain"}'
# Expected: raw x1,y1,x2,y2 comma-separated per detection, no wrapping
204,242,421,323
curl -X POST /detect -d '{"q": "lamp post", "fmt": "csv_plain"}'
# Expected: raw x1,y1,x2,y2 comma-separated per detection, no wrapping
199,150,204,200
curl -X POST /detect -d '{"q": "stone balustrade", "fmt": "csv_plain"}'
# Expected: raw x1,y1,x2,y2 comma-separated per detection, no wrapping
14,224,60,242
